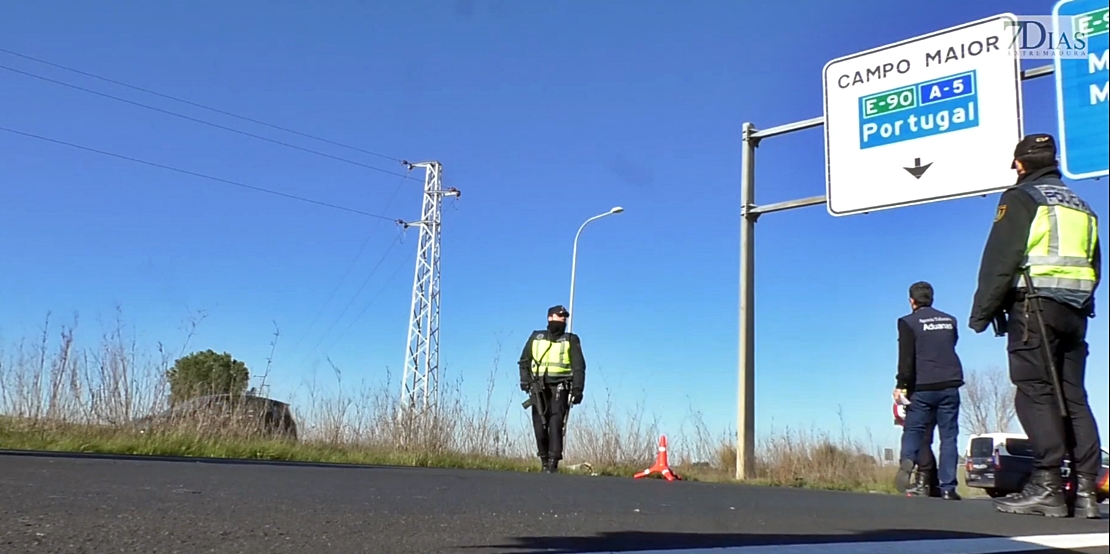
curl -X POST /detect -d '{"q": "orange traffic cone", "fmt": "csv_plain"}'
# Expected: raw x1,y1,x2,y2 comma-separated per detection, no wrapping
634,435,681,481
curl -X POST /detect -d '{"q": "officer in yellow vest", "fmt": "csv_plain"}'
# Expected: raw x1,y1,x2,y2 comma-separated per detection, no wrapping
969,133,1102,519
518,305,586,473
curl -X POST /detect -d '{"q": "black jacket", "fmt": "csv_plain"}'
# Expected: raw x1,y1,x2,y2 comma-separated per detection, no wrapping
518,330,586,393
897,306,964,392
968,166,1102,332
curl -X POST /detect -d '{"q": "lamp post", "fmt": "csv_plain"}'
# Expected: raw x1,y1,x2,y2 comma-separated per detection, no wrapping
568,206,624,333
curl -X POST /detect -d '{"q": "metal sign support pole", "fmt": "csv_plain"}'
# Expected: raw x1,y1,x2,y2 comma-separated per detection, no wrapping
734,63,1055,481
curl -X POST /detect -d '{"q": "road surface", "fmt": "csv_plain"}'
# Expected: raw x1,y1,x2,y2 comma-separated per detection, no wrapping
1,452,1106,553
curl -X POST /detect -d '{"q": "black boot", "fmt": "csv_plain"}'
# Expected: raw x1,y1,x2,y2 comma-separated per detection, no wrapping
905,469,933,497
1073,474,1102,519
917,469,941,498
927,470,941,498
539,456,548,472
544,458,560,474
994,469,1069,518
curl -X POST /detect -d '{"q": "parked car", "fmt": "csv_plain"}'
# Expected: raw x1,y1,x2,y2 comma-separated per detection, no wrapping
965,432,1109,503
130,393,298,441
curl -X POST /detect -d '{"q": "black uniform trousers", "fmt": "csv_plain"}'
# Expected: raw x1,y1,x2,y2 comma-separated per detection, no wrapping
1005,297,1102,477
917,420,937,473
531,380,570,461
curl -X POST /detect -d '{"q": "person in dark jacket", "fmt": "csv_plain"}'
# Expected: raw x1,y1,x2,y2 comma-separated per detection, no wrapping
518,305,586,473
895,281,964,500
968,134,1102,519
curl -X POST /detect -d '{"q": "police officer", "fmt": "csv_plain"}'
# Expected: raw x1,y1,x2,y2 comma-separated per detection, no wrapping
894,393,940,496
969,133,1102,519
518,305,586,473
911,424,942,497
895,281,964,500
894,401,941,497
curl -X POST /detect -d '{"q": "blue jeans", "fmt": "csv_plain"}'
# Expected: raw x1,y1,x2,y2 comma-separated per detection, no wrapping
900,387,961,493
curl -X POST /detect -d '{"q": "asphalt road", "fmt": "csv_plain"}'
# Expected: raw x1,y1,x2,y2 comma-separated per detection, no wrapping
1,452,1106,554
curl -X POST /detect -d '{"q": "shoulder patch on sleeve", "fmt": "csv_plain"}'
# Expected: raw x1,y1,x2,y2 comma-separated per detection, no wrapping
995,204,1007,222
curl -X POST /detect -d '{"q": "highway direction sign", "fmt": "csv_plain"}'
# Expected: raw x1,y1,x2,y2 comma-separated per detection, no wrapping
823,14,1024,217
1054,0,1109,181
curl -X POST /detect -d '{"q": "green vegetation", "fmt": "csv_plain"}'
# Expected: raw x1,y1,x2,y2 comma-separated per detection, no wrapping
0,310,983,495
167,349,250,404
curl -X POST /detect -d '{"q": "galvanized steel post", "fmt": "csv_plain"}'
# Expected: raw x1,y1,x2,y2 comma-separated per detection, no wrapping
732,64,1053,482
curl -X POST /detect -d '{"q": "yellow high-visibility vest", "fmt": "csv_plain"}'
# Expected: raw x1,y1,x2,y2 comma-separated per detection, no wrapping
530,333,572,377
1015,181,1099,310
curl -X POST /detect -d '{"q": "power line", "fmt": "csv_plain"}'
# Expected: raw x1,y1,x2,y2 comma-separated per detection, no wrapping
0,63,409,179
286,168,412,355
0,47,403,164
301,230,406,362
320,246,414,356
0,125,404,222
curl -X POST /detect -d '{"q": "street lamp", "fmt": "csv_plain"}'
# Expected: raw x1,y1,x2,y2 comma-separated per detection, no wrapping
568,206,624,333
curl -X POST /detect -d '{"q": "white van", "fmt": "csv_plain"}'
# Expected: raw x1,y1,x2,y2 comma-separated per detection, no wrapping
965,432,1109,501
964,432,1034,497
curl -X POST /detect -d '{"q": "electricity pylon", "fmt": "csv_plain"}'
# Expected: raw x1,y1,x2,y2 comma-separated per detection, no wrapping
399,160,459,417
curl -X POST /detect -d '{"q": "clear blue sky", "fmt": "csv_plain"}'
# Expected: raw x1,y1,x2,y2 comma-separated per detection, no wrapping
1,0,1106,456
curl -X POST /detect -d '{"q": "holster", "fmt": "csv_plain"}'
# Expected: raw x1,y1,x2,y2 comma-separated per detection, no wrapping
991,312,1008,337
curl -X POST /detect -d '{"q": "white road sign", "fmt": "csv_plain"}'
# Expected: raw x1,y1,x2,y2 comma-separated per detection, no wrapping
822,14,1025,217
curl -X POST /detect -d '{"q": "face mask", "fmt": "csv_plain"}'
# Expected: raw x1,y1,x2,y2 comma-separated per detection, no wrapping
547,320,566,335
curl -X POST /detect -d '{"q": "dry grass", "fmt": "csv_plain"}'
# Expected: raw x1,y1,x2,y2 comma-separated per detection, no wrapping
0,310,913,492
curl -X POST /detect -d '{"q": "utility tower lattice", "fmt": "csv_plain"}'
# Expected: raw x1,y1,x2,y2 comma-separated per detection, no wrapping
399,161,459,416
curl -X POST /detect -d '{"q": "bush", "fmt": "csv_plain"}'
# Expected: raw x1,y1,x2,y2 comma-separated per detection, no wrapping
167,350,250,405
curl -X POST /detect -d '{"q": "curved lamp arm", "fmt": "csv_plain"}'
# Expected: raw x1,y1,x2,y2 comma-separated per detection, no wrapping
568,206,624,333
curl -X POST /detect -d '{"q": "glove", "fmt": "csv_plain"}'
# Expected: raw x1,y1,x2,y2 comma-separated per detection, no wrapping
520,382,530,392
570,390,583,405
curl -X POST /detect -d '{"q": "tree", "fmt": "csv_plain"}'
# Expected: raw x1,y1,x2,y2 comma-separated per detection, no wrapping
960,365,1017,435
166,349,250,405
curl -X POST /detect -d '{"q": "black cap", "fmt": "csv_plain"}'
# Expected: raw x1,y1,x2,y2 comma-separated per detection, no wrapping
548,305,569,317
1012,133,1057,168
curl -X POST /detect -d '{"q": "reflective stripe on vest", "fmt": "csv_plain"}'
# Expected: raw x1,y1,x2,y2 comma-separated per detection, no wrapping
1015,182,1098,308
531,336,571,377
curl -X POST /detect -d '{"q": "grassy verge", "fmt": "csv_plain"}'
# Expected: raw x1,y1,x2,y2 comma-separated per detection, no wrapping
0,419,543,473
0,310,942,493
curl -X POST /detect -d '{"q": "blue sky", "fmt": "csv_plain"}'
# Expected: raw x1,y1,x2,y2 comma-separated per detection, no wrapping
1,0,1106,457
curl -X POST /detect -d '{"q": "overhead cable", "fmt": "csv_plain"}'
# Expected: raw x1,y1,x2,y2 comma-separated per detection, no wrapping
0,125,406,223
0,47,404,164
0,63,409,179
